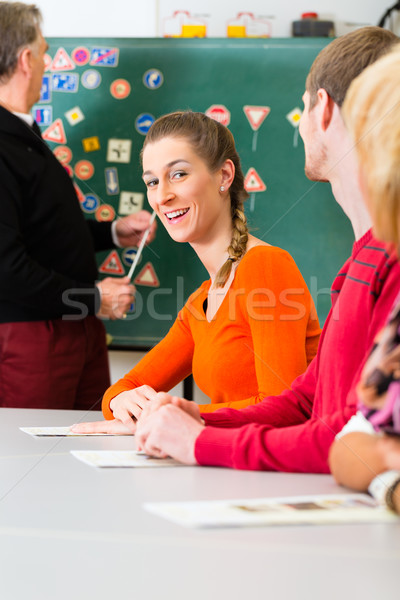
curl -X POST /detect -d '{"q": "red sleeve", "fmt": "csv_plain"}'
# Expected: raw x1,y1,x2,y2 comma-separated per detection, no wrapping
201,356,317,428
196,256,400,472
196,355,352,472
195,405,353,473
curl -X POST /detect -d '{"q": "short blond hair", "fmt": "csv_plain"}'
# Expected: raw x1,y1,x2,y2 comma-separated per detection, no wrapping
343,45,400,247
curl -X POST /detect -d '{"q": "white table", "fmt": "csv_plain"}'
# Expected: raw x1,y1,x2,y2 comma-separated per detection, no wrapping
0,408,398,600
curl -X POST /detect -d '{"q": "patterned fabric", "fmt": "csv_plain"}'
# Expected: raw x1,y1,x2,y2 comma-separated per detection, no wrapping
360,292,400,435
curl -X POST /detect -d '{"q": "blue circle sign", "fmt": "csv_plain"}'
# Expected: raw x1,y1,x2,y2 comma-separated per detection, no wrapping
143,69,164,90
122,247,141,267
135,113,155,135
81,194,99,214
81,69,102,90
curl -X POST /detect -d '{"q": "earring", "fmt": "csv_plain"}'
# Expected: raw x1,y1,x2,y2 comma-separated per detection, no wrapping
220,186,225,192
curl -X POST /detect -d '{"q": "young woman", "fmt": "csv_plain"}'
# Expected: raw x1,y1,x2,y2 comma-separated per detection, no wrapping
73,111,320,433
329,48,400,514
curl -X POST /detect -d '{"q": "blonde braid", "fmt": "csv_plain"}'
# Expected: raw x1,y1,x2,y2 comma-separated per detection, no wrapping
214,205,249,288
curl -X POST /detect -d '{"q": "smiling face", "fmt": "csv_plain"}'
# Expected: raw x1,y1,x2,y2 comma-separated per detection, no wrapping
142,136,229,246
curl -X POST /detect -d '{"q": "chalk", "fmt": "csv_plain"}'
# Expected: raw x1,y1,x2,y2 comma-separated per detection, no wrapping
127,211,156,280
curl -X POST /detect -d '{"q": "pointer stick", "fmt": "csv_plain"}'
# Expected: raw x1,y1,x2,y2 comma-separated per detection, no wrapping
127,211,156,280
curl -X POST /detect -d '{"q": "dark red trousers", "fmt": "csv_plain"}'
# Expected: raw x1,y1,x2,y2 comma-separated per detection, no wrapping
0,316,110,410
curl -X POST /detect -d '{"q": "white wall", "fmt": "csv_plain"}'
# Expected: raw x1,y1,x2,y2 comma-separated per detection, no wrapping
39,0,157,37
34,0,394,38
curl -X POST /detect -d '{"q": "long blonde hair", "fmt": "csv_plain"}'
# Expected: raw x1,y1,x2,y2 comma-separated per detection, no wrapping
141,111,249,288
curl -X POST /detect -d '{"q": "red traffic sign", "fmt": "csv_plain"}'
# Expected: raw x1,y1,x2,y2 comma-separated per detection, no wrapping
205,104,231,126
110,78,131,99
53,145,72,165
42,118,67,144
243,105,271,131
95,204,116,222
74,160,94,180
72,46,91,66
50,47,75,71
244,167,266,193
99,250,125,275
134,262,160,287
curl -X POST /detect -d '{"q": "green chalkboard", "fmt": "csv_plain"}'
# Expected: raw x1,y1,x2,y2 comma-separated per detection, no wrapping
41,38,354,347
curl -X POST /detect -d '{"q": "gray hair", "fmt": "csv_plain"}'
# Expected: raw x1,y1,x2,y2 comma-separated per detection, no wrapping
0,2,42,83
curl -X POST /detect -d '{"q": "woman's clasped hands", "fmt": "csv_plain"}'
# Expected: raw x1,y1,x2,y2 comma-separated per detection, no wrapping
70,388,205,464
70,385,159,435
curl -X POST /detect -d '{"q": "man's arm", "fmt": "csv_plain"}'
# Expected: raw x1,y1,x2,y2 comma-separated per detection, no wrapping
134,386,352,473
0,166,133,319
0,204,96,317
195,402,355,472
87,211,157,253
201,357,317,429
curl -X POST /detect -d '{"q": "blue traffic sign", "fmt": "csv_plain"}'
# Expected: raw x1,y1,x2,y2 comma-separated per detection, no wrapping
105,167,119,195
90,47,119,67
81,69,101,90
135,113,155,135
143,69,164,90
122,247,140,267
81,194,99,214
32,106,53,126
40,75,51,102
52,73,79,93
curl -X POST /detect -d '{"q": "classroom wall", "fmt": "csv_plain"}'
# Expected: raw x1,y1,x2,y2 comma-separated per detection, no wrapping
28,0,398,395
35,0,396,38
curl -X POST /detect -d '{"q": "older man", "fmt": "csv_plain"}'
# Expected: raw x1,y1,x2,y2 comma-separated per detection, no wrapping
0,2,155,409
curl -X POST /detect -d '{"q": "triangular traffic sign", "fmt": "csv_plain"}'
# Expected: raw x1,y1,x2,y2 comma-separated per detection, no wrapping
244,167,266,193
42,118,67,144
50,47,75,71
99,250,125,275
243,105,270,131
134,262,160,287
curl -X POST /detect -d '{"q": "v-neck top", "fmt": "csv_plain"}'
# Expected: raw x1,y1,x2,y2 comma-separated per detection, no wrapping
102,245,321,417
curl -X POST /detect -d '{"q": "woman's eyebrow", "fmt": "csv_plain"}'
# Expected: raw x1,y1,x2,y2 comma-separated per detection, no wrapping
143,159,190,177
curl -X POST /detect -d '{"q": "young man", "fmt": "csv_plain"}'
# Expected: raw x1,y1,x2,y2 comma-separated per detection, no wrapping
0,2,156,409
329,47,400,513
77,27,400,473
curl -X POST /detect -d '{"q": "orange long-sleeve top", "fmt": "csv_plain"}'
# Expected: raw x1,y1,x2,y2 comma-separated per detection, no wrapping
102,245,321,418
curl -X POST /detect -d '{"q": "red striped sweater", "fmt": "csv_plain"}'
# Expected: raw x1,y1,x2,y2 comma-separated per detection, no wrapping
196,230,400,472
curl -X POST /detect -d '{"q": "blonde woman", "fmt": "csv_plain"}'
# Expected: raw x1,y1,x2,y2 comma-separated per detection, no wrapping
329,47,400,514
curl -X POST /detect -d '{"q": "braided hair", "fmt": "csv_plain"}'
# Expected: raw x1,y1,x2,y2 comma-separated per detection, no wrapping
141,111,249,288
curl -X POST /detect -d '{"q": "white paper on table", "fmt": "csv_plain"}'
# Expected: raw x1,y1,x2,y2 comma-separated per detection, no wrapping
70,450,186,468
19,426,132,437
144,493,398,528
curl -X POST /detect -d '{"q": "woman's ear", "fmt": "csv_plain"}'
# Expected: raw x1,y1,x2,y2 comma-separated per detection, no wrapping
219,159,235,191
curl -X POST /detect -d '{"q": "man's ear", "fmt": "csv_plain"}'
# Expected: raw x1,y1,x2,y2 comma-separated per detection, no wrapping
17,46,33,78
316,88,336,131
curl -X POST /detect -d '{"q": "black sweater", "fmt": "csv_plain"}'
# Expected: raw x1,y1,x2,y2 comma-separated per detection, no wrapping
0,105,113,321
